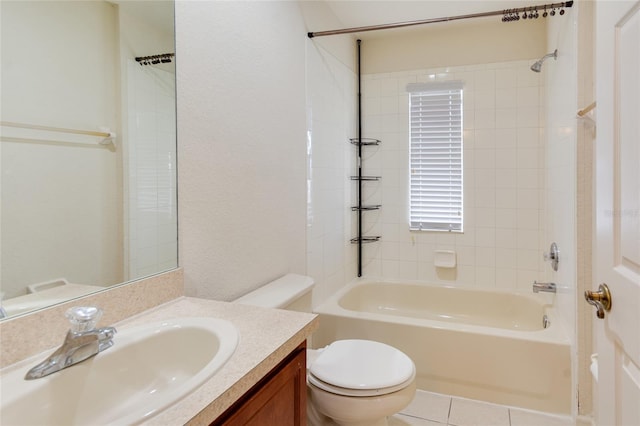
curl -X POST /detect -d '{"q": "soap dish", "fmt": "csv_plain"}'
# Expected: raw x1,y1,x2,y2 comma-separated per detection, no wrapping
434,250,456,268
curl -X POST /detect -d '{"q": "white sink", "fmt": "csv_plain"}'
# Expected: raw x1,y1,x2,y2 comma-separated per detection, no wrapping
0,317,238,425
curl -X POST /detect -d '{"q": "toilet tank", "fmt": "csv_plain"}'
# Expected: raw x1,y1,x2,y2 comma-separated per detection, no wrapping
233,274,314,312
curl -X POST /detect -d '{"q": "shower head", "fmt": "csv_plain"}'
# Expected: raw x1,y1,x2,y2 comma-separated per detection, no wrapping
530,49,558,72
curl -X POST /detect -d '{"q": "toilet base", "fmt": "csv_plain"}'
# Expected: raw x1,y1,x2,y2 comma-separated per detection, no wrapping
307,379,415,426
307,388,390,426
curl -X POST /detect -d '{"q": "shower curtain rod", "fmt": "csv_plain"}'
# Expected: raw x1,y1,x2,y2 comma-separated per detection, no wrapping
307,1,573,38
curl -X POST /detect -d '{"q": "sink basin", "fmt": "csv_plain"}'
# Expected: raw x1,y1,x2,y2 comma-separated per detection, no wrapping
0,317,238,425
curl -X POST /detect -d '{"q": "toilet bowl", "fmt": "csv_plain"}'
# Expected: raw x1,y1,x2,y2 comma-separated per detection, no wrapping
234,274,417,426
306,339,416,426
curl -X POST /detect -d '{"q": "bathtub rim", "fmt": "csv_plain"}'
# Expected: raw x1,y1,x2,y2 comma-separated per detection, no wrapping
313,277,571,345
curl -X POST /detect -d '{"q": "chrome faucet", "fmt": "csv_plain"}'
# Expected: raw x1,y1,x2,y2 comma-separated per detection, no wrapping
25,306,116,380
532,281,557,293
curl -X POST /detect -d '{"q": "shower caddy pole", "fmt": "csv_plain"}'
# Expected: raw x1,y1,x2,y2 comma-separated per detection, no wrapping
307,1,573,38
350,40,381,277
357,39,363,277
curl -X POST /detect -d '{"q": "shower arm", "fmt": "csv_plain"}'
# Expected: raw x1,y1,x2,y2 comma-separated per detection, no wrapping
541,51,557,61
308,1,573,38
531,49,558,72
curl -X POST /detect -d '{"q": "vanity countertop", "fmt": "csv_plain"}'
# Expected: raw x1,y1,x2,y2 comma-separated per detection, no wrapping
112,296,319,425
0,268,317,425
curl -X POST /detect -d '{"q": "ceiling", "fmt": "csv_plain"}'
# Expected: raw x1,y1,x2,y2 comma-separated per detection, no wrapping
110,0,174,34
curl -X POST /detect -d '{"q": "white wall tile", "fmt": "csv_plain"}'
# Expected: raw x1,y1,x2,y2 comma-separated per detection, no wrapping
495,268,518,288
380,78,399,96
495,208,517,228
518,189,540,209
475,188,496,208
476,208,496,227
456,246,476,266
475,149,496,169
475,109,496,129
495,228,517,248
495,128,518,148
516,106,540,128
495,149,517,169
475,89,496,109
495,68,517,88
495,88,517,108
496,188,517,208
474,129,496,149
495,108,517,129
495,247,517,266
475,69,496,90
517,169,540,188
476,247,496,267
362,59,544,291
517,86,540,107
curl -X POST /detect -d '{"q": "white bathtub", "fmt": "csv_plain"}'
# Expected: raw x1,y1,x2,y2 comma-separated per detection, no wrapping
312,279,571,414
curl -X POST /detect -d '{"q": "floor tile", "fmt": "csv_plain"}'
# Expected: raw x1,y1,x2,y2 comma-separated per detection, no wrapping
400,390,452,423
448,397,510,426
390,413,445,426
510,408,574,426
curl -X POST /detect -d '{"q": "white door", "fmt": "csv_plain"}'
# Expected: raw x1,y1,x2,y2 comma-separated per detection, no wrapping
594,1,640,425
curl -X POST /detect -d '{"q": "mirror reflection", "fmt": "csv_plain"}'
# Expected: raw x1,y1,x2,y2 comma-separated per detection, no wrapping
0,1,177,319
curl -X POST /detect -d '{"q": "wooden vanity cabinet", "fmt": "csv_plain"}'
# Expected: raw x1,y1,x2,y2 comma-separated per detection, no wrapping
210,342,307,426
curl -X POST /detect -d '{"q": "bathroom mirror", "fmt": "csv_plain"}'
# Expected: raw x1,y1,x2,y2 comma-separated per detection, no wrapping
0,1,177,319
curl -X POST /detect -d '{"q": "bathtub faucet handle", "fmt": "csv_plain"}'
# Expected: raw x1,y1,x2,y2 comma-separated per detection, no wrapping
543,242,559,271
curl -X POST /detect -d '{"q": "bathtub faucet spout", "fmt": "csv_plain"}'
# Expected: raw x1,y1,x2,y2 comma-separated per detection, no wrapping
532,281,556,293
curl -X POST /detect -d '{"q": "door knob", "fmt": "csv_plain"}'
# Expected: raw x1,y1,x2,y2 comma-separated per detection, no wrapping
584,283,612,319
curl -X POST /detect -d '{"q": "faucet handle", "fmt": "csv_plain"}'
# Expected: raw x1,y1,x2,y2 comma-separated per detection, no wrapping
543,242,559,271
65,306,102,333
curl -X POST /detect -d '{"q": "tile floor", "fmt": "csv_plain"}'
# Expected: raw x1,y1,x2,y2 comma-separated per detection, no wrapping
390,390,575,426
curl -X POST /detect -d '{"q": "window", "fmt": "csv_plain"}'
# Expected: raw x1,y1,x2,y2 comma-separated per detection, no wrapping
407,81,463,232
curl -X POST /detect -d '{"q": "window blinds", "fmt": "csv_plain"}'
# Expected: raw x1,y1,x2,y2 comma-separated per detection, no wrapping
407,81,463,232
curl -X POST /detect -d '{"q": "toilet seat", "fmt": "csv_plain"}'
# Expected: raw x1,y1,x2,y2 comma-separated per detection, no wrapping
308,339,415,397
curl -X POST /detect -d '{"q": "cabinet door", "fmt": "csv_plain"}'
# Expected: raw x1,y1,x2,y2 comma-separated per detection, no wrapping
212,344,306,426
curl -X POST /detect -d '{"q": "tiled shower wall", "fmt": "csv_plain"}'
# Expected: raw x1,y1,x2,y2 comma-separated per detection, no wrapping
305,41,357,306
359,60,547,291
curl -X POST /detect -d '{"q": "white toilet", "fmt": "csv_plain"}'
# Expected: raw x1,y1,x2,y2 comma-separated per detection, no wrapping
234,274,417,426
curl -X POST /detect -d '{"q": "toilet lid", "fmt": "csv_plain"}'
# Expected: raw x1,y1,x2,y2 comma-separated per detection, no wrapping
308,339,415,395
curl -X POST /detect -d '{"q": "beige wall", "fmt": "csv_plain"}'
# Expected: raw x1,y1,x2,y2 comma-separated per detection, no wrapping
361,18,547,74
177,1,309,301
176,1,358,303
576,0,595,418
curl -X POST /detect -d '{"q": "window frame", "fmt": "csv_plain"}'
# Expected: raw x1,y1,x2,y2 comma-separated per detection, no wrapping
407,81,464,233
